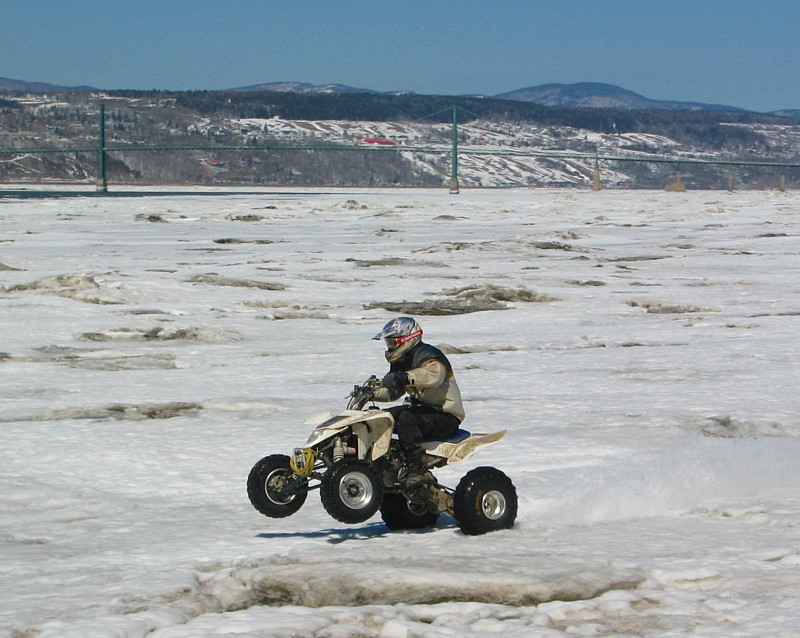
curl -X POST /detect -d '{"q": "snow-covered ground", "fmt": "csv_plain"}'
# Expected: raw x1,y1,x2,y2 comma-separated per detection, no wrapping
228,116,664,186
1,185,799,637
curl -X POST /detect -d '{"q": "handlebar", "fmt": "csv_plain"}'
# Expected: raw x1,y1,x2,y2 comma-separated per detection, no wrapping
346,375,381,410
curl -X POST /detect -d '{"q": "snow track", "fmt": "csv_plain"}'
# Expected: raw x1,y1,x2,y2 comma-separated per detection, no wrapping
2,186,800,637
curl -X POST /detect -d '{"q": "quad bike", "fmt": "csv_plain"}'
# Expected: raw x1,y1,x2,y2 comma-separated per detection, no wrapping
247,376,517,535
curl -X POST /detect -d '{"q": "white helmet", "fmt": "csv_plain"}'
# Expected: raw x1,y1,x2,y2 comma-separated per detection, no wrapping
373,317,423,362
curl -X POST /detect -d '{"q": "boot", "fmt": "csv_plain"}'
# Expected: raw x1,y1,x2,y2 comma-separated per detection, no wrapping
401,444,434,490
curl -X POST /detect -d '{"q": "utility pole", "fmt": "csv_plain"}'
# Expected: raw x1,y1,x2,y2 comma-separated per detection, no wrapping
449,105,459,194
592,151,601,191
96,103,107,193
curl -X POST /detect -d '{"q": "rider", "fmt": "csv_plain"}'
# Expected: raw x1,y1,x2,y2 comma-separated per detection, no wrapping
372,317,464,488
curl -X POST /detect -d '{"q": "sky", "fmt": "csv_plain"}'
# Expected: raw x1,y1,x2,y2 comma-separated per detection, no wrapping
3,0,800,112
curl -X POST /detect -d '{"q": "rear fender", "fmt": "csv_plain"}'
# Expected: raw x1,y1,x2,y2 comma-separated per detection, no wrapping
423,430,507,464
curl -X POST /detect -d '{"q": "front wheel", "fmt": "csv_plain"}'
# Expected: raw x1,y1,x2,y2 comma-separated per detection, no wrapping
247,454,308,518
320,459,384,524
453,466,517,535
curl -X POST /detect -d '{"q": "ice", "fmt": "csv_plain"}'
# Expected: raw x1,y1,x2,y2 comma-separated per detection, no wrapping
1,185,800,636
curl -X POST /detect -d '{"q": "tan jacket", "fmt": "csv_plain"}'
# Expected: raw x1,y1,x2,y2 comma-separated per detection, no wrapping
374,358,465,422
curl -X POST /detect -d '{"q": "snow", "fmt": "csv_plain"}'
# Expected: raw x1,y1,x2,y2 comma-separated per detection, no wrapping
227,117,660,186
1,185,799,637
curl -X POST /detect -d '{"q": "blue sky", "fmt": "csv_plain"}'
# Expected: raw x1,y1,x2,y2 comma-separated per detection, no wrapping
3,0,799,112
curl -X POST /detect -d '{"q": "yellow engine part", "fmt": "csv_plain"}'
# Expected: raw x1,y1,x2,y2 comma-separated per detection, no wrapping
290,447,316,477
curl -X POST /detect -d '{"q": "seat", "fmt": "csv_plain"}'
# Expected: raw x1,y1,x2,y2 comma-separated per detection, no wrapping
423,428,471,443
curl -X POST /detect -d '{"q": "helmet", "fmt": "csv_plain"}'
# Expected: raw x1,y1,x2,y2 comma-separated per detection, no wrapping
373,317,423,362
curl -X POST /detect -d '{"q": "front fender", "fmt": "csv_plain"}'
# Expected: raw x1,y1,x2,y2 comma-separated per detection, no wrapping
305,418,349,448
304,409,394,459
351,418,394,461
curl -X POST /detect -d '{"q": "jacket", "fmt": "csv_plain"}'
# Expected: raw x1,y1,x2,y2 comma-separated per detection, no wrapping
373,342,465,422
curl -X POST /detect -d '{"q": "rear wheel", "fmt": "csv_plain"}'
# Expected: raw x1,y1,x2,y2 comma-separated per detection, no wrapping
247,454,308,518
320,459,383,524
380,492,440,530
453,466,517,535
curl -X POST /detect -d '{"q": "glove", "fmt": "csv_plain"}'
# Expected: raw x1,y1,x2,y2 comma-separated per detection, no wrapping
382,371,408,391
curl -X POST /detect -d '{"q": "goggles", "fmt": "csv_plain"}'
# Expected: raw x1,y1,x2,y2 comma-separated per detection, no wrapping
384,329,422,349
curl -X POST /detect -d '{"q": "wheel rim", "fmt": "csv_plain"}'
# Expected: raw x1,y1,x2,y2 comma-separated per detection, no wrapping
481,489,507,520
407,500,429,517
265,468,293,505
338,471,374,510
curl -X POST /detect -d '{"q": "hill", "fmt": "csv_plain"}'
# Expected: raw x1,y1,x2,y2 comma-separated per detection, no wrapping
4,75,799,115
1,89,798,189
494,82,748,112
0,76,96,93
229,81,383,95
227,80,762,114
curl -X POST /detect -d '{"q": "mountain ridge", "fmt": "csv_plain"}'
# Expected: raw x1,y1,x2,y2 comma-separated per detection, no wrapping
1,76,797,115
0,76,95,93
230,81,379,94
494,82,748,113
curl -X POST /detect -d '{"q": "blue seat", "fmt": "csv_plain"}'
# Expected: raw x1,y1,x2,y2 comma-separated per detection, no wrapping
423,428,471,443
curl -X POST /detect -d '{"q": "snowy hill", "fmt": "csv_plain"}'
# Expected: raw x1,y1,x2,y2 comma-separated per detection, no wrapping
229,81,384,94
1,91,798,189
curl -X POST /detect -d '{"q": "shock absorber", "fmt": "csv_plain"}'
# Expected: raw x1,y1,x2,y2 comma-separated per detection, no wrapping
333,437,345,463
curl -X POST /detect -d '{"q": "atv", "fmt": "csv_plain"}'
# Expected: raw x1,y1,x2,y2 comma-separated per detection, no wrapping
247,376,517,535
